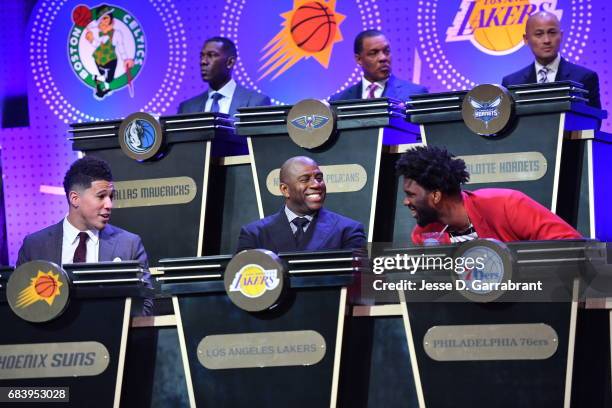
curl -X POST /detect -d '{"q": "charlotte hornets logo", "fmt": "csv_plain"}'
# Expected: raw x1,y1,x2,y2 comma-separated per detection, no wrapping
290,115,329,131
469,96,502,128
68,3,146,100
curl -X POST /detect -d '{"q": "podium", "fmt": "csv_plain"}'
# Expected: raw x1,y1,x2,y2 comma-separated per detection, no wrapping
402,82,610,241
0,261,149,407
69,112,254,263
236,98,420,242
363,239,612,408
156,250,354,407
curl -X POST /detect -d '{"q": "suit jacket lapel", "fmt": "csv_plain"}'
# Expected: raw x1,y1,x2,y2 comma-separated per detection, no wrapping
99,225,118,262
524,63,537,84
199,91,209,112
228,84,245,118
382,75,396,98
555,58,570,81
48,222,63,265
268,211,298,252
304,209,336,251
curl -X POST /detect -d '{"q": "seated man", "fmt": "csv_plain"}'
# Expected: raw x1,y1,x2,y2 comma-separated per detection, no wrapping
502,11,601,110
395,146,581,245
330,29,427,102
237,156,366,253
17,156,152,314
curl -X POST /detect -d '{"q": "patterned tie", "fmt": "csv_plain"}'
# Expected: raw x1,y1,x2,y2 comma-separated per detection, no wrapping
292,217,310,247
73,232,88,263
209,92,223,113
366,83,380,99
538,67,549,83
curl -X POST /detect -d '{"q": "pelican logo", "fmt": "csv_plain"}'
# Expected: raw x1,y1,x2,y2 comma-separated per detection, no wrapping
469,96,502,128
461,84,514,136
6,261,70,323
225,249,287,312
290,115,329,131
118,112,163,161
68,3,146,99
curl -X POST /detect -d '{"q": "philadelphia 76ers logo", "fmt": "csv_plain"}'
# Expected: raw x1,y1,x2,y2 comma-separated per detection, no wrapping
68,3,146,100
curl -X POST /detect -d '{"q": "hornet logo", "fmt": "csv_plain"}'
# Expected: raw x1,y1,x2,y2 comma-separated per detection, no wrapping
469,96,502,128
290,114,329,131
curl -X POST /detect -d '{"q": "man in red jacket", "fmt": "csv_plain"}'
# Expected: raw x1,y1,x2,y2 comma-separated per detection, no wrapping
396,146,581,245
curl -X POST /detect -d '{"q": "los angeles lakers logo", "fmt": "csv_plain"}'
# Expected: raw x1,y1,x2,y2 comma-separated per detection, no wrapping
225,249,287,312
259,0,346,80
6,261,71,323
446,0,563,55
68,3,146,100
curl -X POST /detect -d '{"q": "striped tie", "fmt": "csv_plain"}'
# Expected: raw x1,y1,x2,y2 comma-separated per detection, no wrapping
538,67,549,83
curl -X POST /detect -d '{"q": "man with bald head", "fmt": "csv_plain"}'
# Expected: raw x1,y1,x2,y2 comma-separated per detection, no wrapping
237,156,366,253
502,11,601,109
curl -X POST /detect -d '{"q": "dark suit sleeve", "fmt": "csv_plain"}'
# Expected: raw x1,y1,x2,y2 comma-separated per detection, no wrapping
584,71,602,110
16,236,32,267
342,222,367,249
236,225,258,253
501,75,509,88
131,235,153,316
177,100,186,114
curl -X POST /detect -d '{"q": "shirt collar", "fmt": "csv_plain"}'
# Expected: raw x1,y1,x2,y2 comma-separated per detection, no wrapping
284,206,314,224
362,76,388,93
209,78,237,100
63,216,100,244
535,54,561,75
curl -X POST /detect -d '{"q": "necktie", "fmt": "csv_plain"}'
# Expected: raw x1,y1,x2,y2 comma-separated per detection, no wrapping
538,67,549,83
209,92,223,113
73,232,88,263
366,83,380,99
292,217,310,247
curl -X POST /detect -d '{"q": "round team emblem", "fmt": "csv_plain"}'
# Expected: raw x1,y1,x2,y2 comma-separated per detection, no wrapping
287,99,336,149
68,3,146,100
224,249,288,312
118,112,163,161
6,261,71,323
461,84,514,137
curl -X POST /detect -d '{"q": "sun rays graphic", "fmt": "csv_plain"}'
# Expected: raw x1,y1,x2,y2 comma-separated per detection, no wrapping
16,270,64,308
259,0,346,81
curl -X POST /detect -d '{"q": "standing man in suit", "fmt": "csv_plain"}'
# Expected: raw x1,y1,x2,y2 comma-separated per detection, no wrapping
17,156,151,314
330,30,427,102
237,156,366,253
178,36,271,117
502,11,601,109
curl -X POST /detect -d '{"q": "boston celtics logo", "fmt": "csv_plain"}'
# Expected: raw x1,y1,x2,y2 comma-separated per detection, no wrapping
68,3,146,100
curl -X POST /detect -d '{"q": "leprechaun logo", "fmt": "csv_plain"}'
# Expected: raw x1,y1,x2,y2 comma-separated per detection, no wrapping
68,3,146,100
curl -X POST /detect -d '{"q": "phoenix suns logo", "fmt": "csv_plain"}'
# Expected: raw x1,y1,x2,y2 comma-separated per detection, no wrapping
68,3,146,100
446,0,563,55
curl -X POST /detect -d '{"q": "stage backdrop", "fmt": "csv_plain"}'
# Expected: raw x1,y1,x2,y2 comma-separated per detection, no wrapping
0,0,610,264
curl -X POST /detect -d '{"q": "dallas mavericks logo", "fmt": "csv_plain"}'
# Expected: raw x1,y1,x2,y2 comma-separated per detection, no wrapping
123,119,156,153
469,96,502,128
68,3,146,100
290,115,329,131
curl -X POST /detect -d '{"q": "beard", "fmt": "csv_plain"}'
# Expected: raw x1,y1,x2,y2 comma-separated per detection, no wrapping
414,205,439,227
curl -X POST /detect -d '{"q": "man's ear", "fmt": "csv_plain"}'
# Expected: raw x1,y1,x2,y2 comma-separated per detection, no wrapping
68,190,80,209
355,53,362,68
227,55,236,70
431,190,442,206
279,183,290,199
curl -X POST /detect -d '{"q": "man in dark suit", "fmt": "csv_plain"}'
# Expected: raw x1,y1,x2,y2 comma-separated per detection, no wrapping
502,11,601,109
237,156,366,253
330,30,427,102
178,36,271,117
17,156,151,314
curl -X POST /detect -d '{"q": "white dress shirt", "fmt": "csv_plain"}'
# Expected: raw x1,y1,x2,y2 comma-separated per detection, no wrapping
204,78,237,114
534,54,561,83
61,217,100,265
285,206,314,234
361,76,388,99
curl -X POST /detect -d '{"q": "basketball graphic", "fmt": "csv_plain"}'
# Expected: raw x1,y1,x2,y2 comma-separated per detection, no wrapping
34,274,58,298
290,2,337,53
72,4,93,28
469,0,530,53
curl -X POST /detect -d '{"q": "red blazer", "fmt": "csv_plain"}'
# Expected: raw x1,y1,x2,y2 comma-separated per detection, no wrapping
411,189,582,245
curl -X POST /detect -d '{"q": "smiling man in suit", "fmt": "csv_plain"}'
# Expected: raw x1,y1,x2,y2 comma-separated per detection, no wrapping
17,156,151,314
502,11,601,110
237,156,366,253
178,36,271,117
329,30,427,102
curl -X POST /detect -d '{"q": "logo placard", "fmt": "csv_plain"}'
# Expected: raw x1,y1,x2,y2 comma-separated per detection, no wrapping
225,249,288,312
118,112,163,161
462,84,514,136
7,261,70,323
287,99,336,149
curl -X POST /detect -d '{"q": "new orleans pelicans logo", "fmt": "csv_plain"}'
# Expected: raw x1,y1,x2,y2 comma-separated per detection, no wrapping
259,0,346,80
446,0,562,55
290,114,330,131
469,96,502,128
68,3,146,99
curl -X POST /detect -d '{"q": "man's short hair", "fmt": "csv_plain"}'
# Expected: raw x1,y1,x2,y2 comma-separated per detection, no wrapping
396,146,469,196
354,29,385,54
204,36,238,58
63,156,113,198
